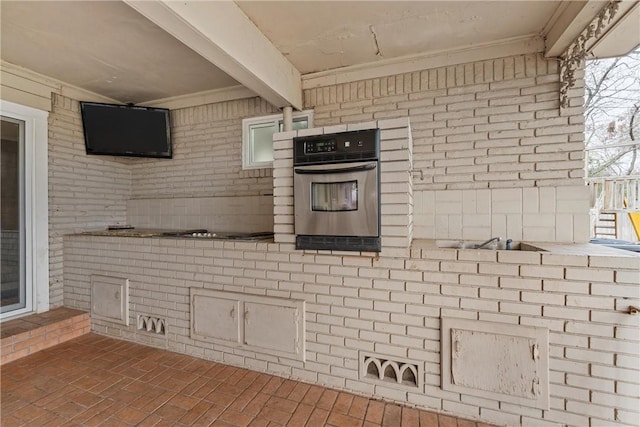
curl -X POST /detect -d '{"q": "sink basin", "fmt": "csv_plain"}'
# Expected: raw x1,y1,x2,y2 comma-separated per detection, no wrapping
435,240,541,251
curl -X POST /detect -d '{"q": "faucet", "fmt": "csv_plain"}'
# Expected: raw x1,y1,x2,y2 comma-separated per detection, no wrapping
475,237,501,249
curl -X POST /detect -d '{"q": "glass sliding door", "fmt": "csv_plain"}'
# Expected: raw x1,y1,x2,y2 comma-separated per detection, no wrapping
1,116,26,314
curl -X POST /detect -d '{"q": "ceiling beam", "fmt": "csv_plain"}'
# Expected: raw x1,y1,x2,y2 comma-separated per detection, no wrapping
138,85,256,110
544,0,608,57
124,0,302,110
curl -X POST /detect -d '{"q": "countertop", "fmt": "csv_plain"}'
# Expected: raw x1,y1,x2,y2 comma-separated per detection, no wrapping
411,239,640,257
73,228,274,241
75,228,189,238
71,231,639,257
520,241,640,257
75,228,170,237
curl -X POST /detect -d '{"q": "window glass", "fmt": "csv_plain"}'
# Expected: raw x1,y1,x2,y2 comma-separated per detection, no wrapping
293,118,308,130
250,123,277,163
311,181,358,212
278,117,308,132
242,110,313,169
1,117,25,314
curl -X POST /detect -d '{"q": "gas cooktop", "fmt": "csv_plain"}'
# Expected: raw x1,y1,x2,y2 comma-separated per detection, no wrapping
162,230,274,240
81,228,274,241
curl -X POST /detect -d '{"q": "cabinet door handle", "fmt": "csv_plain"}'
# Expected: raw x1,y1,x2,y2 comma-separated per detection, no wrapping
230,306,235,318
294,162,377,175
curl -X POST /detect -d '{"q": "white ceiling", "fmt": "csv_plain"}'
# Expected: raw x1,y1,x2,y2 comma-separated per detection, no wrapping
0,1,635,107
236,1,561,74
0,1,238,103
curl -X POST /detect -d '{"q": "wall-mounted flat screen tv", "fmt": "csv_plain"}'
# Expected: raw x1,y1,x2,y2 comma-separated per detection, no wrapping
80,101,172,158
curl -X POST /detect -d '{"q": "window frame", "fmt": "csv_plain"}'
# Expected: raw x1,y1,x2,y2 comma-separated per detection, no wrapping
0,100,49,320
242,110,313,170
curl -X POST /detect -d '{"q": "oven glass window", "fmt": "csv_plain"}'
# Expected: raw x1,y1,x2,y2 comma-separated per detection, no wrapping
311,181,358,212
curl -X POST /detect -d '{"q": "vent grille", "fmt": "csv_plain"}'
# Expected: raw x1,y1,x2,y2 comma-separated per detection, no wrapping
361,354,420,389
137,315,166,335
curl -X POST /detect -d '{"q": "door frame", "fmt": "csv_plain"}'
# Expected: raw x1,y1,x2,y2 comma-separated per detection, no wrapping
0,100,49,320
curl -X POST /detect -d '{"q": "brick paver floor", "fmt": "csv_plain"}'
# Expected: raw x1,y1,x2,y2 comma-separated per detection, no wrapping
1,333,497,426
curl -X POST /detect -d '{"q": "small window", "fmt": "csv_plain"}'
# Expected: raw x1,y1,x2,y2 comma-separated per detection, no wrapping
242,110,313,169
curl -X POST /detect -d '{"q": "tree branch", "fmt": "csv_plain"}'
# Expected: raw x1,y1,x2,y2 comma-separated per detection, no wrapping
625,104,640,175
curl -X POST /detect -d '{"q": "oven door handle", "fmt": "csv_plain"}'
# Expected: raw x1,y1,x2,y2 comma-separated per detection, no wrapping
294,162,377,175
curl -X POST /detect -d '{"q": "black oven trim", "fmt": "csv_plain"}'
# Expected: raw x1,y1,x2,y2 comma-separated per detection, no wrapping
296,235,381,252
293,129,381,253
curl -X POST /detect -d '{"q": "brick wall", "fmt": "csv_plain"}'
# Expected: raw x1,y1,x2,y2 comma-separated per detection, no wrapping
63,235,640,427
69,53,589,243
301,53,589,242
303,53,584,190
127,195,274,232
47,95,281,306
414,186,590,242
48,94,131,306
125,53,584,201
130,97,278,199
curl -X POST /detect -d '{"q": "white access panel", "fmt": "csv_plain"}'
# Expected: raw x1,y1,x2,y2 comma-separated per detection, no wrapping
441,317,549,410
191,291,240,343
91,275,129,326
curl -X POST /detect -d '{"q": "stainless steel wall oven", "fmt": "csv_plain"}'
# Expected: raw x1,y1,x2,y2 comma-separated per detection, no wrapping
293,129,381,252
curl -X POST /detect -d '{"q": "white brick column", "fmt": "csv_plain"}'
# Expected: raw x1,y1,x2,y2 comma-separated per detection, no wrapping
272,131,296,244
379,117,413,256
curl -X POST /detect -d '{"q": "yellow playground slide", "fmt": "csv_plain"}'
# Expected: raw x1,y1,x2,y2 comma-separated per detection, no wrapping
624,198,640,241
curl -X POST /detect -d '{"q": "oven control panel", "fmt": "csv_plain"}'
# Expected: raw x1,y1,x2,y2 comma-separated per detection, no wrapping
294,129,380,164
304,139,337,154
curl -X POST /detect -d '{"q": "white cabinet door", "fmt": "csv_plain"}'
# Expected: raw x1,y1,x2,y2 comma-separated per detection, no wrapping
190,289,305,361
191,290,240,343
244,302,300,355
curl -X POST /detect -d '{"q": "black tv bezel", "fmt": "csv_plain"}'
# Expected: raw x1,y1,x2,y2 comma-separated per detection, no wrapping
79,101,173,159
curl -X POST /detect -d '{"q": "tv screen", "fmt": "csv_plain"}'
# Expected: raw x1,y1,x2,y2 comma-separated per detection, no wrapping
80,102,172,158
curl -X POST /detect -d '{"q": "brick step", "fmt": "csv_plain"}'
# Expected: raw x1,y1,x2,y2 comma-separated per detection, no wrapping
0,307,89,365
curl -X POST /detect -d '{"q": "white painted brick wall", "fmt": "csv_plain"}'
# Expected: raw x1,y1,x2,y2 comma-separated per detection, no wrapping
63,236,640,427
414,186,590,242
304,53,584,191
130,98,278,199
127,195,273,232
49,94,130,307
49,95,280,307
304,54,590,243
